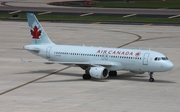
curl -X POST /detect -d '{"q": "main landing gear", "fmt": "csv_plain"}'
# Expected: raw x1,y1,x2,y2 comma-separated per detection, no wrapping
109,71,117,77
148,72,154,82
82,74,91,80
82,69,91,80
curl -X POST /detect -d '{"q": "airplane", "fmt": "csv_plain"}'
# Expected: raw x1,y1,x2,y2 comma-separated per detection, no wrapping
23,13,174,82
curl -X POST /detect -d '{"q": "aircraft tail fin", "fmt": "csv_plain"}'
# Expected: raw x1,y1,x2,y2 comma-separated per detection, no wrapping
26,13,54,45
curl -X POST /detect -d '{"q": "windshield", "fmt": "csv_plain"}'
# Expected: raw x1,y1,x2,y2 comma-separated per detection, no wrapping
154,57,168,61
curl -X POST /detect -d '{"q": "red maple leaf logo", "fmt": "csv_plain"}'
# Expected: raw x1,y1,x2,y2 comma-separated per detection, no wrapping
135,52,141,57
31,26,41,39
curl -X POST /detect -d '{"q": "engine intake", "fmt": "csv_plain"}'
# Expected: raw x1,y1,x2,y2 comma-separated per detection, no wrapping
88,67,108,79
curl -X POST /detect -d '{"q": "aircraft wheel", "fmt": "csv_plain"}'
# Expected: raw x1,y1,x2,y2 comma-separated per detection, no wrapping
149,78,154,82
82,74,91,80
109,71,117,77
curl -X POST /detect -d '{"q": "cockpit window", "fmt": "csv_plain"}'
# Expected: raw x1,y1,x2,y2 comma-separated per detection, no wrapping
161,57,169,60
154,57,169,61
154,57,157,61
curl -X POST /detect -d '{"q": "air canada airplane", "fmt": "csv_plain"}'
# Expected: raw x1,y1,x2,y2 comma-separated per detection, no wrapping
23,13,174,82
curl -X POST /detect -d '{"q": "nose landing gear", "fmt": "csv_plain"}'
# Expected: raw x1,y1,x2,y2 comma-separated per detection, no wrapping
148,72,154,82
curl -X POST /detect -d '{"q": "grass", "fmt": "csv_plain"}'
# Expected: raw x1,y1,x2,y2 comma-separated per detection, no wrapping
1,13,180,24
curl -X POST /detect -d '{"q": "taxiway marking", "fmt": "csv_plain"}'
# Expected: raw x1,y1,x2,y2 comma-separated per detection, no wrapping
80,12,93,17
123,14,137,18
106,30,142,48
0,66,70,95
38,11,52,15
143,24,152,26
168,14,180,19
92,22,101,24
9,10,21,14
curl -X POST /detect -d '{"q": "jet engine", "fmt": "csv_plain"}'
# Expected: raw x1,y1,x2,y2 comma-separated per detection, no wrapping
130,71,145,74
87,67,108,79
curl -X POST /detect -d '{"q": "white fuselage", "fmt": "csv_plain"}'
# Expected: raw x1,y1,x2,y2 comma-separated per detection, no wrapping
25,44,174,73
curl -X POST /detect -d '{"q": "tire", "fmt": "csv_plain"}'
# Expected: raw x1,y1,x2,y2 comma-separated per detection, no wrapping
109,71,117,77
82,74,91,80
149,78,154,82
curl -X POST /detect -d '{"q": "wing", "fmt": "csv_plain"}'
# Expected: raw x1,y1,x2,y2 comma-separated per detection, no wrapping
21,59,112,68
58,61,112,68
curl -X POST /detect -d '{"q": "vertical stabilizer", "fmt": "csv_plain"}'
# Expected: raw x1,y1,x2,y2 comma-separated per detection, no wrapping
27,13,54,45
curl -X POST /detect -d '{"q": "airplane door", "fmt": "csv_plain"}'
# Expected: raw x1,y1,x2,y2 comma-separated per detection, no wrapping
143,53,149,65
46,46,52,58
101,54,108,60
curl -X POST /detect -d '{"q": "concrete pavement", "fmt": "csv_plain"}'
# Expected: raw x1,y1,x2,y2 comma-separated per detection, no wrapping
0,21,180,112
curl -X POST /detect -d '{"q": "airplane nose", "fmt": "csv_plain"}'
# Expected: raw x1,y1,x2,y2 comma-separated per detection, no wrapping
165,61,174,71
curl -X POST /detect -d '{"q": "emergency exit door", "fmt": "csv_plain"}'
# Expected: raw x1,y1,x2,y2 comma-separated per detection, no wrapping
46,46,52,58
143,53,149,65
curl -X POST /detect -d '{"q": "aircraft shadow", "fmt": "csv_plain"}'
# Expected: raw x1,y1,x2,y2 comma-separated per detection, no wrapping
17,69,57,74
33,71,175,83
107,72,175,83
36,72,107,83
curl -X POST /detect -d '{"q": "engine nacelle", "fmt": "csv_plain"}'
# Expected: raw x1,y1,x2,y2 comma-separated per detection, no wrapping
88,67,108,79
130,71,145,74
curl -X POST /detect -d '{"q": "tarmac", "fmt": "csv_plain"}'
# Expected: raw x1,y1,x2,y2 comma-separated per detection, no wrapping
0,21,180,112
